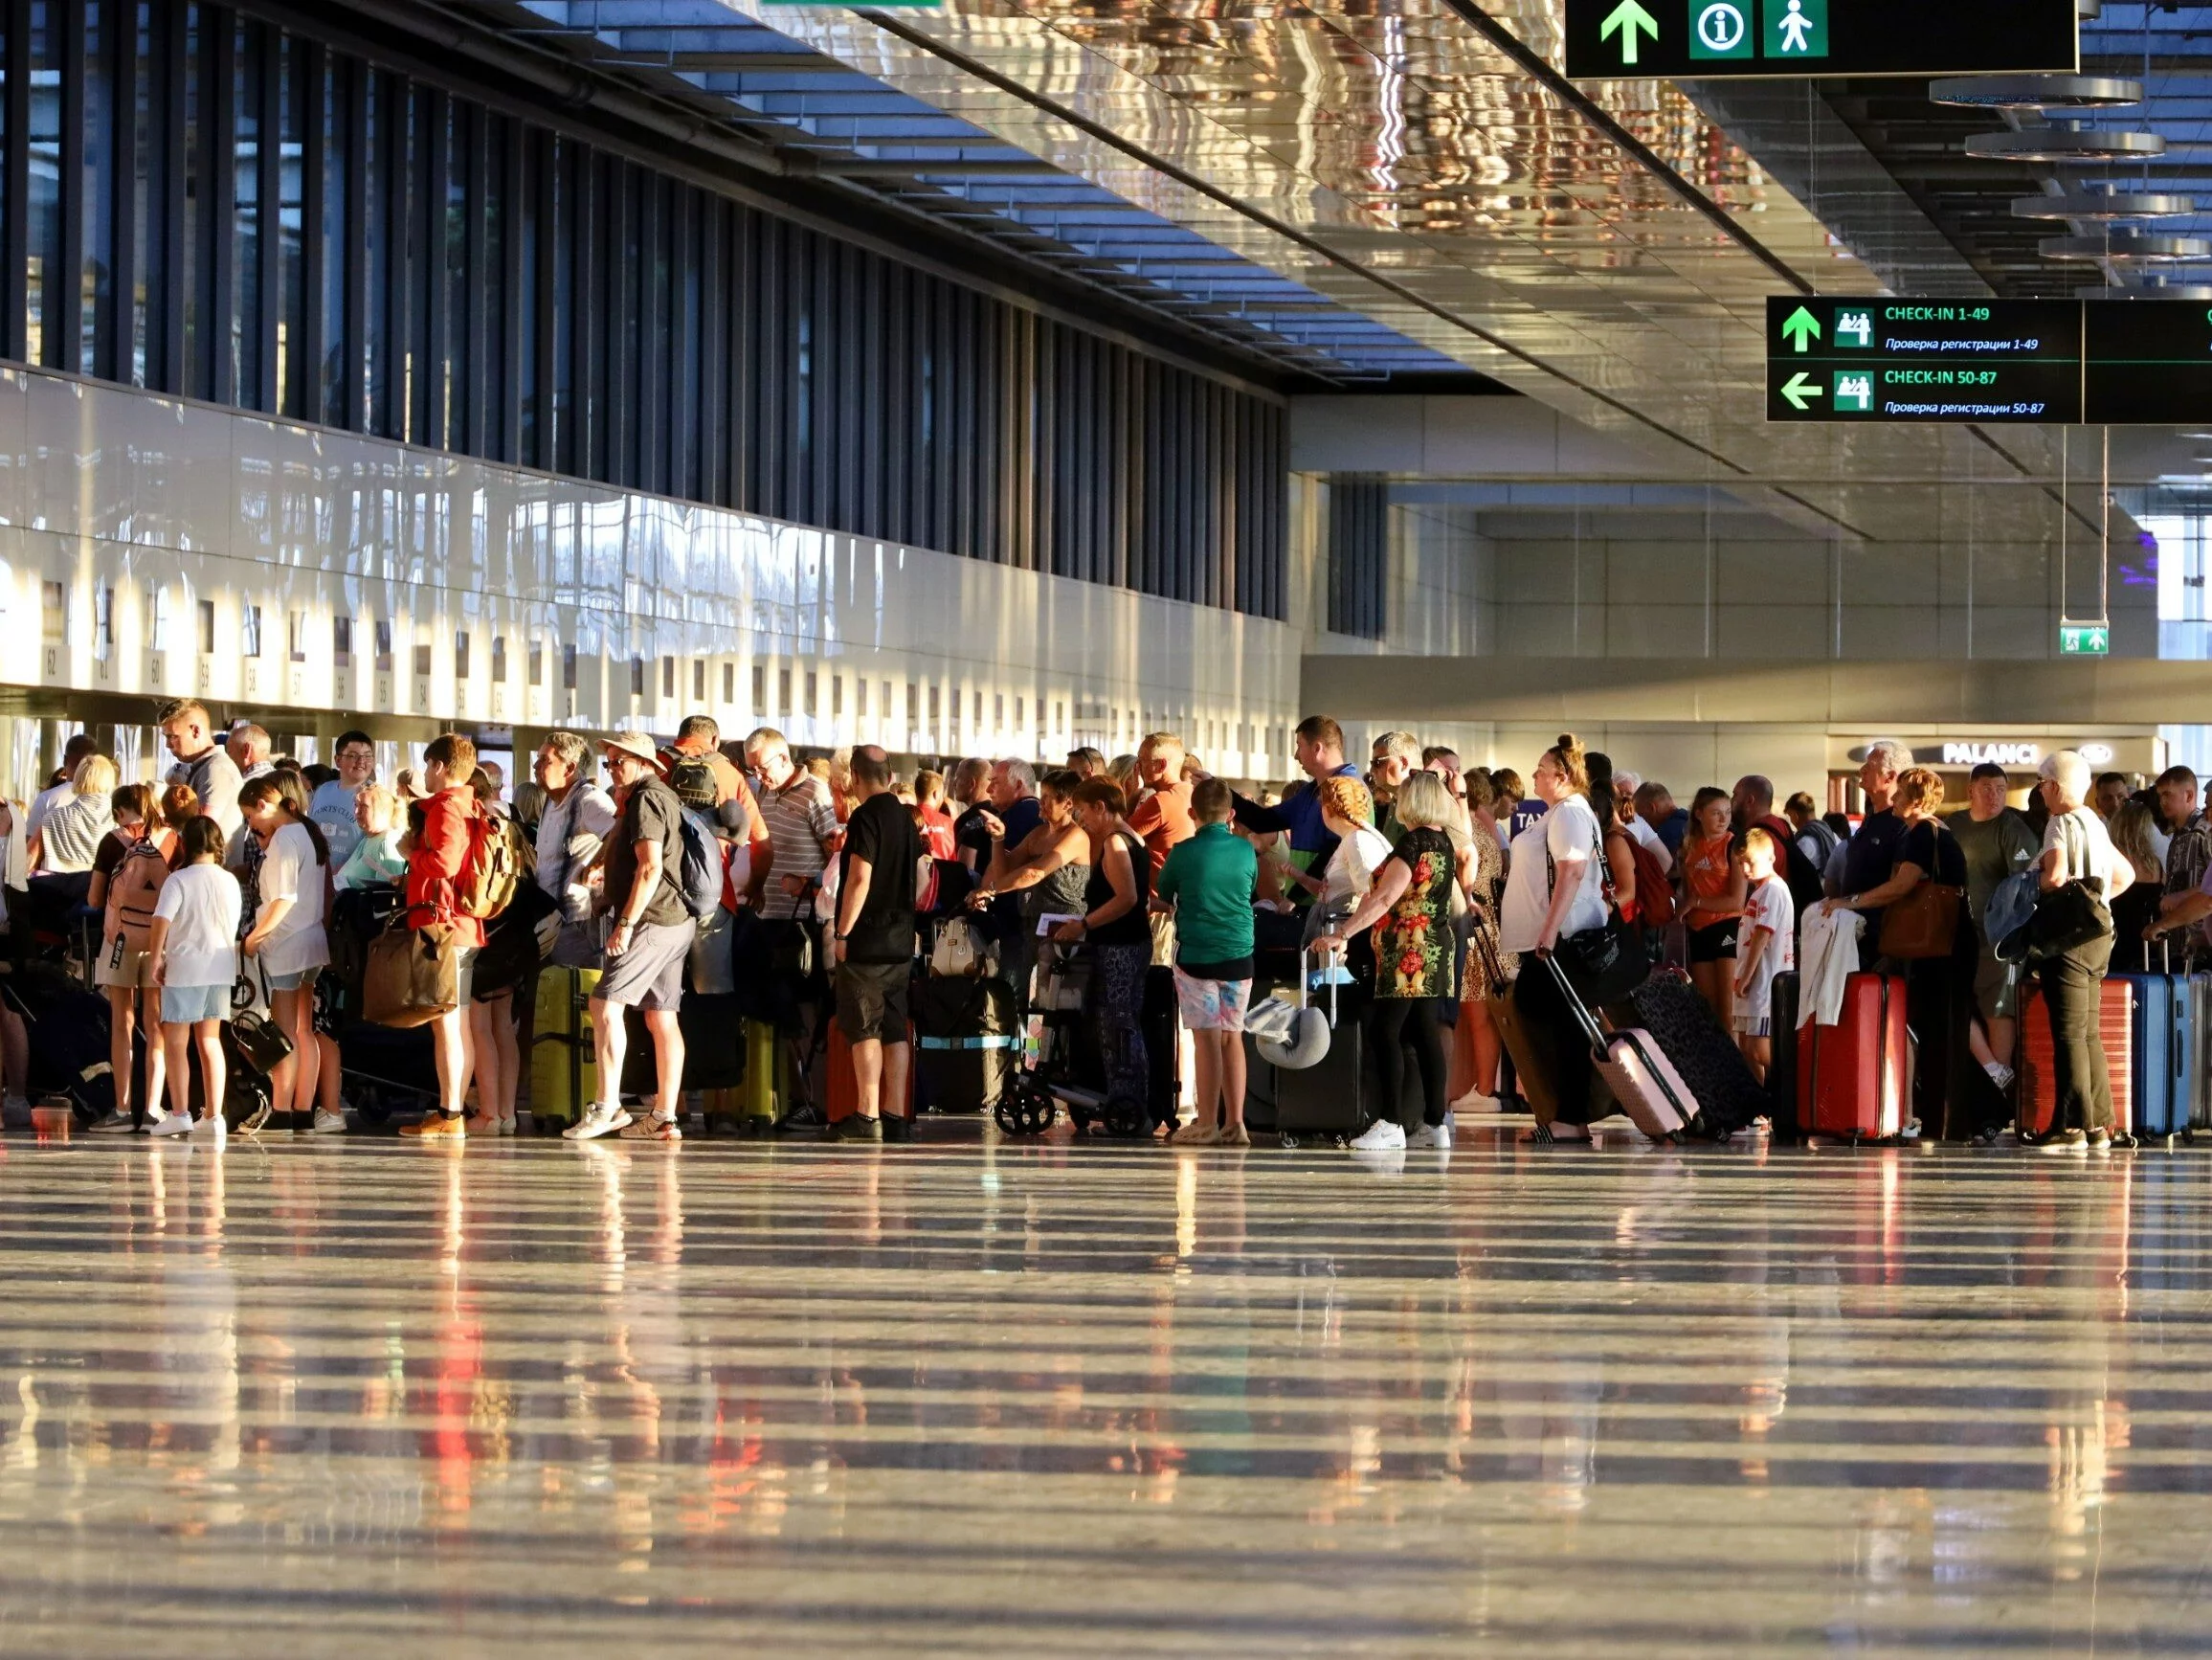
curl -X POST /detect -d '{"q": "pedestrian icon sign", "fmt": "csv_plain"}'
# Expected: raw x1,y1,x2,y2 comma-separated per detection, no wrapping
1763,0,1827,57
1834,371,1873,413
1689,0,1753,57
1837,309,1873,348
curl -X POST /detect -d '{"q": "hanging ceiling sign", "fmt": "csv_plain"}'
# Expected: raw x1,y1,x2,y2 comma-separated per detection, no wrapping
1765,298,2212,424
1563,0,2076,79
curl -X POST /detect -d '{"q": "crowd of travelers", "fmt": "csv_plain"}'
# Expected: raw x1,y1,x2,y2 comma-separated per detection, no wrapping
0,697,2192,1158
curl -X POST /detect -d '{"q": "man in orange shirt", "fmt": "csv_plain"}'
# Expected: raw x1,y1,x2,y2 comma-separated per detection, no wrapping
1126,733,1195,878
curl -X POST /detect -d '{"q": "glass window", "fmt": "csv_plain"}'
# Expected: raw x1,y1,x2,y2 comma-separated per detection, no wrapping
242,605,261,657
454,630,469,679
491,635,506,683
145,587,168,653
27,1,62,368
562,643,576,691
660,654,673,699
691,658,704,702
722,662,733,704
528,640,542,686
413,640,430,678
333,615,352,663
288,610,305,662
629,656,643,696
234,17,262,405
198,599,215,655
374,619,392,670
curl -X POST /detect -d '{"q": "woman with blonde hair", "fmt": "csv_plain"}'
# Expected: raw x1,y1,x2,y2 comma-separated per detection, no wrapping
1315,770,1468,1153
31,752,118,874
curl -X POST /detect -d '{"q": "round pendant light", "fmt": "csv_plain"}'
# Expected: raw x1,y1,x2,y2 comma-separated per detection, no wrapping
2012,191,2196,221
1931,76,2142,109
2044,233,2212,263
1967,129,2166,162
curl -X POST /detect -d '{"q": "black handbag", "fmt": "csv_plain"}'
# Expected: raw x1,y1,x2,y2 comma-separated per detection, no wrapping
228,954,296,1076
1549,819,1652,1005
2024,815,2111,963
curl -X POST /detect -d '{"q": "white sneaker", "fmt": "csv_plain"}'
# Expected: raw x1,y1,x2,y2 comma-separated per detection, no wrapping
562,1102,633,1141
148,1111,192,1138
1407,1122,1452,1150
1349,1120,1407,1153
189,1113,226,1142
1450,1090,1504,1113
87,1110,136,1134
309,1110,349,1135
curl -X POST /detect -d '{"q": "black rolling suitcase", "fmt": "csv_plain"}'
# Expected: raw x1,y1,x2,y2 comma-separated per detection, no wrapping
1271,953,1371,1148
1767,970,1801,1142
1622,970,1769,1141
620,990,748,1101
913,974,1016,1113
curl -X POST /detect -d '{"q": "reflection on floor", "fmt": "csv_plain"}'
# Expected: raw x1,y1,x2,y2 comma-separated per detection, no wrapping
0,1126,2203,1654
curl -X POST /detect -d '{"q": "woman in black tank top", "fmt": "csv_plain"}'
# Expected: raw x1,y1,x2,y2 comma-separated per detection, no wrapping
1052,779,1151,1115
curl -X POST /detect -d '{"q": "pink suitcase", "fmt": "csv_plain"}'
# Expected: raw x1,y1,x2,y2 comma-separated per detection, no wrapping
1545,956,1694,1141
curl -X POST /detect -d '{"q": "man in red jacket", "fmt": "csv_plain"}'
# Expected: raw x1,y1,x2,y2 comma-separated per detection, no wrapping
399,732,491,1140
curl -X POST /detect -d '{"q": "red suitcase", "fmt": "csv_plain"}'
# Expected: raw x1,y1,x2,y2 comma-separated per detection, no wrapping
2016,978,2134,1138
1798,973,1909,1140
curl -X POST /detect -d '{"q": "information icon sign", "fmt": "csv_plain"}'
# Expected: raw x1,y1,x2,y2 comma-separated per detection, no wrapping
1689,1,1754,56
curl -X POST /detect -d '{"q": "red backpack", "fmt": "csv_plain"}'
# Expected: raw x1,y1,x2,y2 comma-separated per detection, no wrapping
1624,834,1675,929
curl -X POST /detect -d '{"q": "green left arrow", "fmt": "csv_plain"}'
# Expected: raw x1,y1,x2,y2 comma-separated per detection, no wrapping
1779,371,1822,412
1780,306,1821,353
1600,0,1660,65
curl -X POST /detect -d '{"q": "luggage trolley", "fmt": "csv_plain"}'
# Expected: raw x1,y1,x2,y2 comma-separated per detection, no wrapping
994,936,1151,1140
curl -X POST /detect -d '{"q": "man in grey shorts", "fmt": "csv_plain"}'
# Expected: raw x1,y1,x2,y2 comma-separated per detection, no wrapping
564,730,698,1143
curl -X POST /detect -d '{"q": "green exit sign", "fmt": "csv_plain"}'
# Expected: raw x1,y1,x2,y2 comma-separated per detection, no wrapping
2059,623,2111,657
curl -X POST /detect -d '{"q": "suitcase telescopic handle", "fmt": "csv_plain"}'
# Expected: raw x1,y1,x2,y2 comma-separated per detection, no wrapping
1543,951,1608,1060
1303,942,1338,1027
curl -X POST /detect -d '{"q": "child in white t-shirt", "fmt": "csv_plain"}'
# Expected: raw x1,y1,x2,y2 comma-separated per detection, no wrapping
1732,827,1797,1083
145,816,243,1140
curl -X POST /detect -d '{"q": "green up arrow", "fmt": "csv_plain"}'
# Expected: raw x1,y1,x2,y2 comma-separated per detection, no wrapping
1780,306,1821,353
1600,0,1660,65
1779,371,1822,412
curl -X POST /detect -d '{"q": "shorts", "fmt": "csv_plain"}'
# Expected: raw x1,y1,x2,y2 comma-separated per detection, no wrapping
836,959,912,1043
1687,920,1739,963
267,964,322,994
1173,966,1252,1033
594,918,693,1011
1975,951,2020,1021
1732,1013,1773,1038
95,941,155,989
163,983,229,1024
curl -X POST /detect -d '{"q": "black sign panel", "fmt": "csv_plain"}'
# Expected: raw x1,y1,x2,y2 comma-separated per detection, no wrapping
1764,298,2083,424
1563,0,2076,80
2084,303,2212,426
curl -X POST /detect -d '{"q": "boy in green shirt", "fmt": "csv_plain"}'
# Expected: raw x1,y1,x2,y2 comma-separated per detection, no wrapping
1153,778,1259,1146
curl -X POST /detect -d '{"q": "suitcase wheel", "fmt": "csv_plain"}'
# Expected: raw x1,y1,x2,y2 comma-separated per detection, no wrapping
2111,1131,2140,1151
2184,1128,2198,1147
1278,1132,1302,1150
1067,1106,1093,1134
1103,1098,1151,1140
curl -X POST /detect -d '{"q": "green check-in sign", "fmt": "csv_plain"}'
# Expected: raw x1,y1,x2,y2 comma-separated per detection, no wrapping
1564,0,2075,79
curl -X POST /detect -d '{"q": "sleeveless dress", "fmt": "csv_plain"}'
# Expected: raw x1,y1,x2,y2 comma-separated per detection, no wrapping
1461,817,1513,1001
1374,827,1458,1001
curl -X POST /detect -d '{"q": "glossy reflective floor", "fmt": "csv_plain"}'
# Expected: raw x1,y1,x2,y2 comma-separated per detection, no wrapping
1,1125,2206,1656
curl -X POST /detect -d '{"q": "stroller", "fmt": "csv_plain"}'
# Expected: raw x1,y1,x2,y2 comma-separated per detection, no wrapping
994,936,1151,1140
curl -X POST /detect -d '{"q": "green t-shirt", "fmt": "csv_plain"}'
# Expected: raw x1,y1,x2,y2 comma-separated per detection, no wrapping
1948,807,2040,929
1154,822,1258,967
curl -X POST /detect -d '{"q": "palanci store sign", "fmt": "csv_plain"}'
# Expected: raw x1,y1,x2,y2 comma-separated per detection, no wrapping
1843,739,2123,770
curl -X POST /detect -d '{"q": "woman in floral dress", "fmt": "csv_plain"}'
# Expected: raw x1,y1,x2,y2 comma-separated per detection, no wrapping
1314,772,1465,1153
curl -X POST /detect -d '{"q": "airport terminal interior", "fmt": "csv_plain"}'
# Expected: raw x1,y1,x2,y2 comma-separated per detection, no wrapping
5,0,2212,1649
